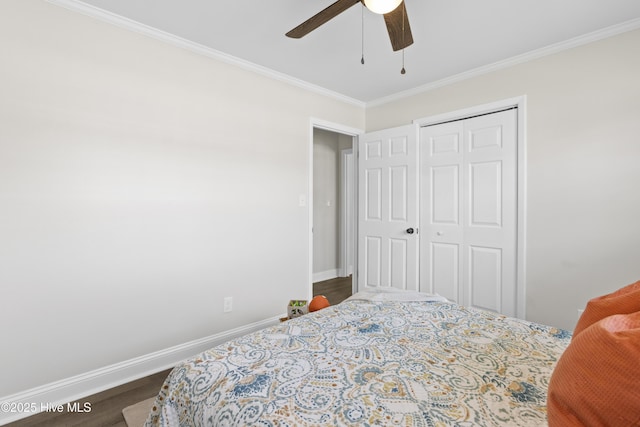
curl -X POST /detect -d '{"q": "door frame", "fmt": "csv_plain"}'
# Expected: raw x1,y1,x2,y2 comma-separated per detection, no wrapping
339,148,354,278
413,96,527,319
308,118,364,300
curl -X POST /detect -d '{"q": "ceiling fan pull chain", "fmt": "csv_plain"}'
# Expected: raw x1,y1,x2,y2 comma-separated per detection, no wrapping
361,3,365,65
401,1,406,74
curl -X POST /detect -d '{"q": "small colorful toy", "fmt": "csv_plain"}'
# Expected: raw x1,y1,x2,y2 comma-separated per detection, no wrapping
287,300,308,319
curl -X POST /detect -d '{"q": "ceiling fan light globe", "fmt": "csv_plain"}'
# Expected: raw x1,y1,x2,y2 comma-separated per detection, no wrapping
363,0,403,14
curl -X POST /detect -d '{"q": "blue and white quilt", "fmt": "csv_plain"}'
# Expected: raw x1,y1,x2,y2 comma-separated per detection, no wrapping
145,297,570,426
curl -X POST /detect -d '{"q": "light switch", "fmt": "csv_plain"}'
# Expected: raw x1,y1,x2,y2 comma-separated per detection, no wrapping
224,297,233,313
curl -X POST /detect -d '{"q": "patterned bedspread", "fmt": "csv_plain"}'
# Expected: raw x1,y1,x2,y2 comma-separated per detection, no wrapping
145,300,570,426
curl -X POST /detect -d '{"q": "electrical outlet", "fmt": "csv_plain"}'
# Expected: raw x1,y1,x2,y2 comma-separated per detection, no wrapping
224,297,233,313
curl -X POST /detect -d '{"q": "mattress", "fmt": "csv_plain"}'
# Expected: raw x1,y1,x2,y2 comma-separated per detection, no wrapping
145,297,570,426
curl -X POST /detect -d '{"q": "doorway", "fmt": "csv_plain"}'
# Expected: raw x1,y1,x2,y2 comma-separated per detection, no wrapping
309,119,362,303
312,128,353,282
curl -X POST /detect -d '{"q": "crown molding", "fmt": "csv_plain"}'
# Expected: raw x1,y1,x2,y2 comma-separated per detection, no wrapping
43,1,640,111
45,0,366,109
367,17,640,107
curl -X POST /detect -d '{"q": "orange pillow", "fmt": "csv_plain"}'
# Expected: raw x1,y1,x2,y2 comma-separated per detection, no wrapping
547,311,640,426
574,280,640,336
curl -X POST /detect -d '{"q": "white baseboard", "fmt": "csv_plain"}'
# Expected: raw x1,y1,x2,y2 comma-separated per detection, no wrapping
0,315,283,425
312,269,339,283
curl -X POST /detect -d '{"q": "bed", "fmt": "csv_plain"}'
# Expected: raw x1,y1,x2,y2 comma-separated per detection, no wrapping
144,291,570,426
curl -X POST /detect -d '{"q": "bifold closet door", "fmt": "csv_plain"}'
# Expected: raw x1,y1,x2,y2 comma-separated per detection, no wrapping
420,109,517,316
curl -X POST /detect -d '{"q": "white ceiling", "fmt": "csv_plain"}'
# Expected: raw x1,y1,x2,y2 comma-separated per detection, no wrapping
68,0,640,103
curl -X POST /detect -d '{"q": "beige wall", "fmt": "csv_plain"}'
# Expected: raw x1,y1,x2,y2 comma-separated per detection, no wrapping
0,0,364,397
367,29,640,330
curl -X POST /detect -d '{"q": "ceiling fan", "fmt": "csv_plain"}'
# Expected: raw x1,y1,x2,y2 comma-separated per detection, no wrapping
286,0,413,52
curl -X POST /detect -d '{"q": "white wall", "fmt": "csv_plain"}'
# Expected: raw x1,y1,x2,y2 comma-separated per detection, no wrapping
0,0,364,399
367,29,640,331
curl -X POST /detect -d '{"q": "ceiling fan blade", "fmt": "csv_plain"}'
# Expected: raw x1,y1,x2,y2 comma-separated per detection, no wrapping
384,1,413,51
286,0,361,39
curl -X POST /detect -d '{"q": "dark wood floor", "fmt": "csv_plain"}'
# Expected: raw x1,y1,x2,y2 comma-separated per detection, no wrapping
312,275,353,306
5,369,171,427
7,277,352,427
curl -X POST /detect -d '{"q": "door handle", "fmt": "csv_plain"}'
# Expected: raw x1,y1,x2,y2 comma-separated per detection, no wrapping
406,228,415,234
